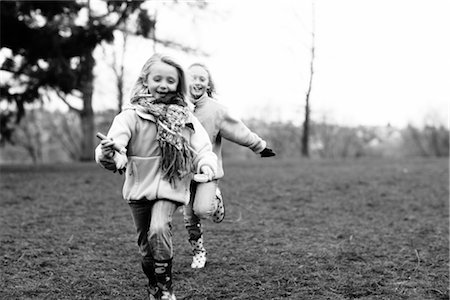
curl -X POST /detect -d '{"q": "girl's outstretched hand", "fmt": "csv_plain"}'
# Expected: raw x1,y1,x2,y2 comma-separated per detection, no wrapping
260,147,276,157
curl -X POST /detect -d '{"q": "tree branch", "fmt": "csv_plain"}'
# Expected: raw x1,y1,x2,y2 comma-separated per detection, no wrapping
118,28,210,56
53,89,82,113
154,37,210,56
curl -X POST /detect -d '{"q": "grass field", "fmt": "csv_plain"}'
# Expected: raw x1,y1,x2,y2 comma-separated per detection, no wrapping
0,157,448,300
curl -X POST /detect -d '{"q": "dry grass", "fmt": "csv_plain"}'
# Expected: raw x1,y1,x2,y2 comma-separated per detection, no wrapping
0,157,448,299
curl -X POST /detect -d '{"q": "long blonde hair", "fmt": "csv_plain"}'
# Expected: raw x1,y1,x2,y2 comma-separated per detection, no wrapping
130,53,187,103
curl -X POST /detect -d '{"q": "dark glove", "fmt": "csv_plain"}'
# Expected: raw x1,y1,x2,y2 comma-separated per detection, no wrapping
100,157,124,175
113,168,125,175
260,147,276,157
99,157,116,171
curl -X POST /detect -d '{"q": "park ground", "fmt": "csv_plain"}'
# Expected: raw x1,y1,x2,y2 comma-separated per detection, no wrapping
0,157,448,299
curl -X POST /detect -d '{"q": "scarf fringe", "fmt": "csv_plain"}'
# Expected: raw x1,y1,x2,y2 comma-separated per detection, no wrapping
160,139,194,187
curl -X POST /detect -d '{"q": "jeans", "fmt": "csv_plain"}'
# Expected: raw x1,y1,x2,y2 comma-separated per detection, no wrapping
183,180,218,240
129,199,179,261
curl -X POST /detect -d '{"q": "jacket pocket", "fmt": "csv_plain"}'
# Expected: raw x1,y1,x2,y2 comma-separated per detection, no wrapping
122,156,161,201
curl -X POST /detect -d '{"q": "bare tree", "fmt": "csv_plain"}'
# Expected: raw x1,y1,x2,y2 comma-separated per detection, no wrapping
301,0,316,157
48,110,83,161
101,5,210,114
12,108,45,163
101,31,128,113
405,125,449,157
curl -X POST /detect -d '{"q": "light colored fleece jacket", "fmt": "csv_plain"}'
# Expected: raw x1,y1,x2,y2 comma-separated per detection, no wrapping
95,104,218,205
191,94,267,179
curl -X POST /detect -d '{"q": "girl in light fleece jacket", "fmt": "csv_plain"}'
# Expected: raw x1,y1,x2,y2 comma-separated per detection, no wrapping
95,54,217,300
184,63,275,269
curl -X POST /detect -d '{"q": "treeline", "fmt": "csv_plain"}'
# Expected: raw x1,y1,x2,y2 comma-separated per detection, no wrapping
221,119,448,159
0,108,448,164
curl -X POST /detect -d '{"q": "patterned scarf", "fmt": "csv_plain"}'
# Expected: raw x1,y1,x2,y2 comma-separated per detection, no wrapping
132,92,194,186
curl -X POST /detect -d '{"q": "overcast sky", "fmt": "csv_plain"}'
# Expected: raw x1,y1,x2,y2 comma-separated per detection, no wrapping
92,0,449,128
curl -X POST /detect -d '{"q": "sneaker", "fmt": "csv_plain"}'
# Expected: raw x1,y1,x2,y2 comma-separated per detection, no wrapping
189,237,206,269
191,250,206,269
211,188,225,223
161,290,176,300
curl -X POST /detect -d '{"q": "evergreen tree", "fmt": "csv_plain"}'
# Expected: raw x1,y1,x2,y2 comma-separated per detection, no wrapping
0,0,148,160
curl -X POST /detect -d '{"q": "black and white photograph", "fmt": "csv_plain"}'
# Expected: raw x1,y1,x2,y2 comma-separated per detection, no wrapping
1,0,448,299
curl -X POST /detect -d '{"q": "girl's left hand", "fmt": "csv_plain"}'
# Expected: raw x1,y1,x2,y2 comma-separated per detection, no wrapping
260,147,276,157
200,165,214,181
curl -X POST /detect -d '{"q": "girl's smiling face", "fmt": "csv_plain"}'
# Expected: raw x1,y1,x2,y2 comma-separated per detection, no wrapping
188,65,210,101
146,62,179,99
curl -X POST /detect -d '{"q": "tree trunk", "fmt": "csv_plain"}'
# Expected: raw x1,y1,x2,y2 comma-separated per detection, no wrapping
117,32,127,113
79,98,94,161
301,95,310,157
79,51,95,161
